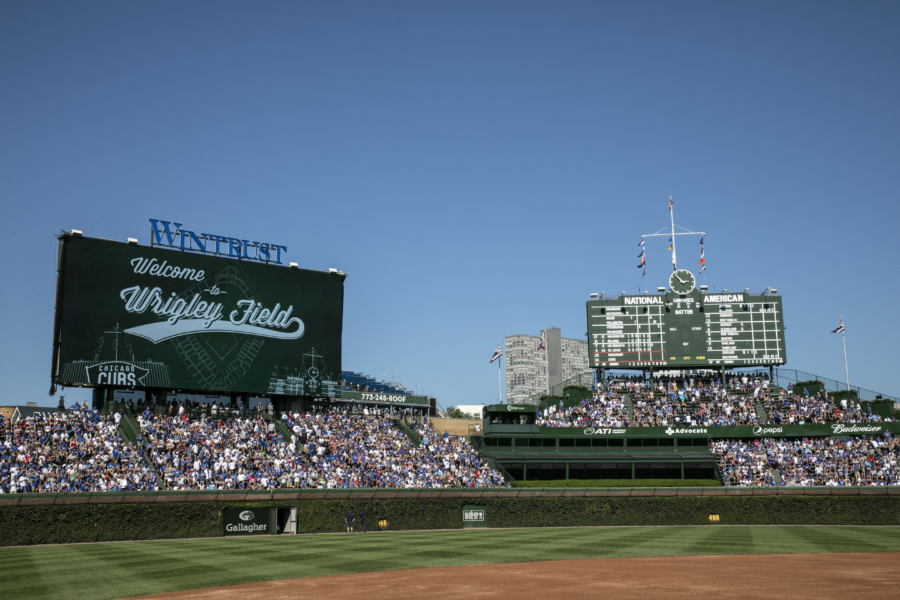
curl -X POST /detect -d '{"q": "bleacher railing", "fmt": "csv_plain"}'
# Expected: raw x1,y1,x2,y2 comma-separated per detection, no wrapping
514,371,595,406
773,368,898,403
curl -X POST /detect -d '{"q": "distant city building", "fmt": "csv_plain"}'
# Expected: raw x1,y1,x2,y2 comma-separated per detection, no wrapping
504,328,592,404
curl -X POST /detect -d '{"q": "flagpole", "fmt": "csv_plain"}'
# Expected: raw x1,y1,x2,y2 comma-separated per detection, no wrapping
841,316,850,391
669,196,677,271
498,339,503,404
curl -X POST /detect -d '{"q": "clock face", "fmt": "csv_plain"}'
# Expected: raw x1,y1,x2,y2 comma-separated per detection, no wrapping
669,269,696,294
307,367,319,379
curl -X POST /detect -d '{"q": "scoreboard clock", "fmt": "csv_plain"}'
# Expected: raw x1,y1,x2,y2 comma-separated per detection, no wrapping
669,269,696,294
586,283,786,369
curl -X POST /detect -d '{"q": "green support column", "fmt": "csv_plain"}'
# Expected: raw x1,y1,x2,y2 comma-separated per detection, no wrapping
681,462,685,480
632,463,635,480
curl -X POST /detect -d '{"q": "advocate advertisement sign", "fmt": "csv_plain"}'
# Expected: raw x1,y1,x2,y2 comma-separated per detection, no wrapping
223,508,272,536
52,235,344,396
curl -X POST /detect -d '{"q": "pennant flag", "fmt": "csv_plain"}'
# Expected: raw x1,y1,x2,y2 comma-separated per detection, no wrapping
697,257,706,266
699,236,704,245
666,244,674,250
537,330,546,350
638,254,645,267
668,198,674,210
490,344,503,363
638,250,645,258
700,264,706,273
638,238,645,247
642,267,646,277
668,237,673,241
831,318,845,334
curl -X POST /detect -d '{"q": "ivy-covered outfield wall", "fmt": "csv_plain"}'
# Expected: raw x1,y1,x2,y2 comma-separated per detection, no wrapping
2,489,899,546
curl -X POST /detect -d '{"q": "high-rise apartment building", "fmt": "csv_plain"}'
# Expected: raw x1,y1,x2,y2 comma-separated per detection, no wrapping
504,328,592,405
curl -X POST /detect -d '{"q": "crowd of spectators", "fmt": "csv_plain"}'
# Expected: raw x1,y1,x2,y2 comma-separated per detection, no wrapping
135,406,507,490
412,421,507,487
536,393,630,428
632,385,761,427
713,435,900,486
138,410,291,490
0,405,158,494
764,390,894,425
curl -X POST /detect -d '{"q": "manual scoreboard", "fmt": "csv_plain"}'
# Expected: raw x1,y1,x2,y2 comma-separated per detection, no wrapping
586,270,786,369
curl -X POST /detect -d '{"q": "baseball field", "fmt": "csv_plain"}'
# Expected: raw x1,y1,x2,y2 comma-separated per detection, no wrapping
2,526,899,600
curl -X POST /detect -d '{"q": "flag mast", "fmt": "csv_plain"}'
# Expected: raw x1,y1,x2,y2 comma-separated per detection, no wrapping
841,315,850,391
669,196,677,271
498,338,503,404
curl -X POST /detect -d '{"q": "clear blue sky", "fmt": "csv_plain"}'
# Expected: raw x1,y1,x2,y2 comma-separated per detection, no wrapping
2,2,898,407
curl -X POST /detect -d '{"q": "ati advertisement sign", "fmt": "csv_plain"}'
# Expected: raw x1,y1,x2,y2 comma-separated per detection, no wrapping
53,236,344,397
223,508,271,536
462,505,486,529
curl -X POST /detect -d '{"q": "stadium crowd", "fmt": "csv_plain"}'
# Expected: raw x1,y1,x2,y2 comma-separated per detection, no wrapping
763,391,895,425
632,386,762,427
713,435,900,486
135,406,507,490
0,405,158,494
535,393,630,428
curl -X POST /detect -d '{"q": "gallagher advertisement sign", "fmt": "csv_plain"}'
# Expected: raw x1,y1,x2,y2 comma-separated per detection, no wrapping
52,232,344,397
223,508,271,536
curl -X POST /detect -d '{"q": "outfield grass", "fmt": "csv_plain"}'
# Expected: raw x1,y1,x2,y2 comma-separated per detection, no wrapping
2,526,898,600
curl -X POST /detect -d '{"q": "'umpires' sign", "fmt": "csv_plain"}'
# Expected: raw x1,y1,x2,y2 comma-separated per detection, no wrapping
223,508,272,536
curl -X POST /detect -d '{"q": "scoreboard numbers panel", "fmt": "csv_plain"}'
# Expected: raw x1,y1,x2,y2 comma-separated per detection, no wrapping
586,291,786,369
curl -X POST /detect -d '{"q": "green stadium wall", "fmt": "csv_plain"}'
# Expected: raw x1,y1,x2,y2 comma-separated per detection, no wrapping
1,489,899,546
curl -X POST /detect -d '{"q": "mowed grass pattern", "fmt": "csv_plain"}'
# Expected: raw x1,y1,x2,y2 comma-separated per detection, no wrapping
2,526,899,600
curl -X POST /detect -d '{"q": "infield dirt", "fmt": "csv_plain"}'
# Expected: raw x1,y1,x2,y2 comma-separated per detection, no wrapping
134,552,900,599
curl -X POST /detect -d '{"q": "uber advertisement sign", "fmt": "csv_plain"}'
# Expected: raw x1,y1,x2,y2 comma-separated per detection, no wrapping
52,234,344,397
223,508,272,536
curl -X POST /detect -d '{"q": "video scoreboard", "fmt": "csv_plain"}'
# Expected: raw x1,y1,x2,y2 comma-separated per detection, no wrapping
586,274,785,369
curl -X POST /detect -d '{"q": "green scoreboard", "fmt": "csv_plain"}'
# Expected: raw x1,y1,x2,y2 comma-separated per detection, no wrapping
586,270,786,369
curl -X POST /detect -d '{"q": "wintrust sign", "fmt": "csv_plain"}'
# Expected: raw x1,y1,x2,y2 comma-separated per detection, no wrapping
149,220,288,264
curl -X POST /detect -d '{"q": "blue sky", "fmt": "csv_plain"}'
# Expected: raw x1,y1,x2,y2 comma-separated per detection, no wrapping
1,2,898,407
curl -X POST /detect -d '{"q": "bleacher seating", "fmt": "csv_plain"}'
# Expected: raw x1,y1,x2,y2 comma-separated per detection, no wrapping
340,371,413,395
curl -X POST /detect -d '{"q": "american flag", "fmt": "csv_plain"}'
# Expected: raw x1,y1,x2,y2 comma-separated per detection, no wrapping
668,198,674,210
537,330,546,351
490,344,503,363
831,318,845,334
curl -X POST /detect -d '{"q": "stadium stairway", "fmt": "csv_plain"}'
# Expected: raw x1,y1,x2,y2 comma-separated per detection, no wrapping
756,399,769,423
393,420,421,447
624,394,635,424
110,403,167,490
772,468,783,484
274,419,297,450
